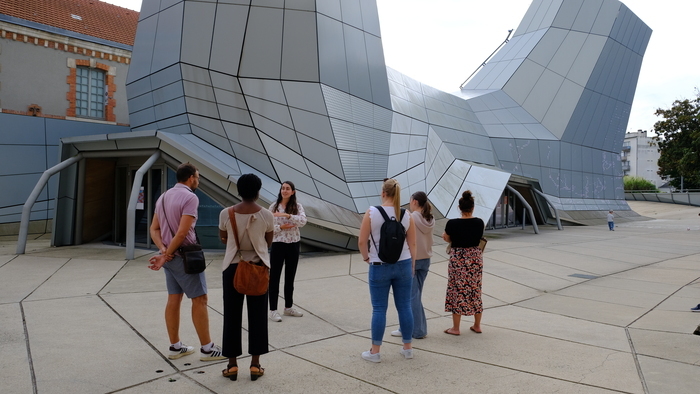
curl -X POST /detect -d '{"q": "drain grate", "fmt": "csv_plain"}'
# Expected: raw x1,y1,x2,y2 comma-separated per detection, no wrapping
569,273,598,279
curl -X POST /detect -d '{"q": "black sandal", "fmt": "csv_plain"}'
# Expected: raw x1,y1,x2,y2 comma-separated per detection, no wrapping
222,364,238,381
250,364,264,381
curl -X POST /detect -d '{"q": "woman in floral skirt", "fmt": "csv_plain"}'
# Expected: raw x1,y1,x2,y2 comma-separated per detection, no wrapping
442,190,484,335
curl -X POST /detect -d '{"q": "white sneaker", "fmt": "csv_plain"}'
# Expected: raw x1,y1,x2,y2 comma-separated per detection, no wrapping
200,344,227,361
269,310,282,322
361,350,380,363
399,348,414,359
283,307,303,317
168,343,195,359
390,329,401,337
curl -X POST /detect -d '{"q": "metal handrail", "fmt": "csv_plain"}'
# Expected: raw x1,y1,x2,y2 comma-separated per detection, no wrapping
460,29,514,89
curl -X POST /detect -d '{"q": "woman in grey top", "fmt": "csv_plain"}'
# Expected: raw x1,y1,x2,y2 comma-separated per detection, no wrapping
392,191,434,339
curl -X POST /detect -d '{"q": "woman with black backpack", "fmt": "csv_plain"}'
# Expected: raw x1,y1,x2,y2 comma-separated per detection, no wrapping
358,178,417,363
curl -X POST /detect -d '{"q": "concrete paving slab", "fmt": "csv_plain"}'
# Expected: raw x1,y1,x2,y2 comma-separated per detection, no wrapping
115,373,214,394
265,305,346,350
416,317,643,393
484,259,580,292
505,247,638,276
668,284,700,301
24,258,126,301
186,348,394,393
201,260,224,291
0,254,14,267
637,355,700,394
485,305,632,352
486,250,592,281
101,292,227,366
516,293,648,326
349,253,369,275
426,258,448,278
549,243,661,265
294,252,353,281
27,243,134,261
608,266,699,286
287,331,640,394
23,296,176,394
0,303,33,394
446,318,643,393
628,328,700,365
628,309,700,334
483,293,508,309
654,293,700,312
592,238,689,260
554,283,670,309
652,255,700,270
0,255,67,303
584,276,682,296
482,272,543,304
0,235,50,255
430,247,450,263
290,275,372,333
100,259,169,295
415,269,450,316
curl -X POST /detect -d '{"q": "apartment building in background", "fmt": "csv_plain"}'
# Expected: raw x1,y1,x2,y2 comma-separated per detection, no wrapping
621,130,664,188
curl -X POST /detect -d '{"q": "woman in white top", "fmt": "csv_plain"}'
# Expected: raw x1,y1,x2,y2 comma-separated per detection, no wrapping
218,174,274,382
268,181,307,322
358,178,417,362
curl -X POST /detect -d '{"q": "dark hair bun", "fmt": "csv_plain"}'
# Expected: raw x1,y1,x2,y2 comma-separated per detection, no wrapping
462,190,472,199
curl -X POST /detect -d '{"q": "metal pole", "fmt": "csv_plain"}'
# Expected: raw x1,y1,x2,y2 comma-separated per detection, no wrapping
17,154,83,254
522,209,526,230
505,185,539,234
74,157,86,245
532,188,562,230
126,151,161,260
17,150,159,255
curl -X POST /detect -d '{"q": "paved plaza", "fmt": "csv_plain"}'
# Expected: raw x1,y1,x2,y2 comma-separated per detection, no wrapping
1,201,699,394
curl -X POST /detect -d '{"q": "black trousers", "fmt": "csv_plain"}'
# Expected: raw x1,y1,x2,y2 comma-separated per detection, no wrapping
269,241,300,311
222,263,269,358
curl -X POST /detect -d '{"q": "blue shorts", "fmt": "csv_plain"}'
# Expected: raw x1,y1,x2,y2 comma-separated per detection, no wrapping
163,255,207,298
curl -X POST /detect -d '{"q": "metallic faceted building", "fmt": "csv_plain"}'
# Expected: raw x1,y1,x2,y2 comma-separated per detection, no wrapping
43,0,651,252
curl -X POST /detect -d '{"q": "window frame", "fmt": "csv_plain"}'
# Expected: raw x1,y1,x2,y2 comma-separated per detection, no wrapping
75,66,106,119
67,58,117,122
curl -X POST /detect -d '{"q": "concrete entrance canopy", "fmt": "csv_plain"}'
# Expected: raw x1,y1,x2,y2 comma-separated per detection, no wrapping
48,0,651,252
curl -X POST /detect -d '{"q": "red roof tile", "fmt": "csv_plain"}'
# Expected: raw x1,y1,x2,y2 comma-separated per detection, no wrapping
0,0,139,46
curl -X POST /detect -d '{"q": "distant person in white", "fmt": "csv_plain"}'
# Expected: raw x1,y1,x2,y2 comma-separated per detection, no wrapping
607,210,615,231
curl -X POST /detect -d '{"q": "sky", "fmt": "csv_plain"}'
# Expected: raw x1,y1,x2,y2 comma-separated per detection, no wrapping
102,0,700,135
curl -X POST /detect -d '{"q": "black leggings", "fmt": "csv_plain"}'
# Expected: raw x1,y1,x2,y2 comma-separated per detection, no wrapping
269,242,300,311
222,263,268,357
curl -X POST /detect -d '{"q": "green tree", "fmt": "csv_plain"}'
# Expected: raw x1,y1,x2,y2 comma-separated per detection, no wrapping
623,176,657,192
651,95,700,189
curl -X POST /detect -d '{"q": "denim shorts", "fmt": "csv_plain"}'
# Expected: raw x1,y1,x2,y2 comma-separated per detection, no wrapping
163,255,207,298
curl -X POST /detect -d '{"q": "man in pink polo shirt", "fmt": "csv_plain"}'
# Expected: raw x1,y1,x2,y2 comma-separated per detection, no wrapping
148,163,225,362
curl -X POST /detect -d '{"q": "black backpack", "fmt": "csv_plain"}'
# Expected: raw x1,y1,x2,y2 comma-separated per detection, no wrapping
370,206,406,264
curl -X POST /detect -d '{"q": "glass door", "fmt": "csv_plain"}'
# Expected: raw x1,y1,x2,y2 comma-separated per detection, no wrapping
133,166,165,247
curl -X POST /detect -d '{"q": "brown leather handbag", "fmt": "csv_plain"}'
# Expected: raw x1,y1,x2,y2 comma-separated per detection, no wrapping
228,207,269,296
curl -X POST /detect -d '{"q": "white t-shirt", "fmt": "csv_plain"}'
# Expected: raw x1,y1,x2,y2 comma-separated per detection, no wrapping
607,213,614,222
367,206,411,263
